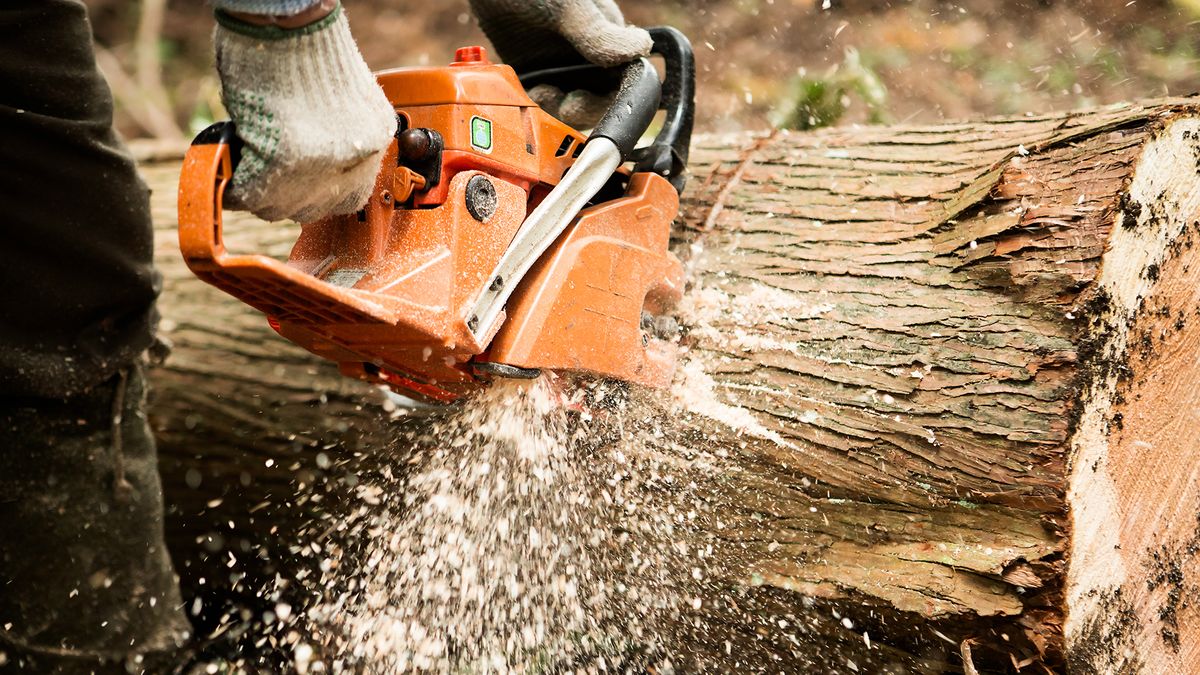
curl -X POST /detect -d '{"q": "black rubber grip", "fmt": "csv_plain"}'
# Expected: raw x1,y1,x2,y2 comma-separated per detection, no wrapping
631,27,696,191
518,26,697,192
191,120,243,171
589,58,661,160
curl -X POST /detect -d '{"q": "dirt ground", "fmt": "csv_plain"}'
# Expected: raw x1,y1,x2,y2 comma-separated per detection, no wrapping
87,0,1200,138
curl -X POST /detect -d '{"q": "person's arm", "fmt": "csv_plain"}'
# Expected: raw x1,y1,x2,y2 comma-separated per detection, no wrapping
218,0,337,28
212,0,331,21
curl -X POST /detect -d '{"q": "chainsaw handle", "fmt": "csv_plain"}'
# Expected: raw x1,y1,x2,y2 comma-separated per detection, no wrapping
588,58,661,160
518,26,696,192
193,120,243,170
177,121,241,267
633,27,696,192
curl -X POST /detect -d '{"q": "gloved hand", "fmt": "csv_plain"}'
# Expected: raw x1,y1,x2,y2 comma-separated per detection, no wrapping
468,0,652,128
213,3,396,223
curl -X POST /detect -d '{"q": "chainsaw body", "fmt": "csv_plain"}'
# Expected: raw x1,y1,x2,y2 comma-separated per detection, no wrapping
179,29,694,404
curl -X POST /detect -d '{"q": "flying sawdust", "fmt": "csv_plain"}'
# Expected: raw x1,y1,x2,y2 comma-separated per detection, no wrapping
304,377,712,673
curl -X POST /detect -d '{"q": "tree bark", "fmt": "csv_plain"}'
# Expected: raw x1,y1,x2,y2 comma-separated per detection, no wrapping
139,98,1200,672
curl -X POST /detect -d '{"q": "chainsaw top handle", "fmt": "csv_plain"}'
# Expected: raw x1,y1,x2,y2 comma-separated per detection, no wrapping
518,26,696,192
588,57,661,161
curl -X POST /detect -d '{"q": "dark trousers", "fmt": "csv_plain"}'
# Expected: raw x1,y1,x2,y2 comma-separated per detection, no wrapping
0,0,160,399
0,1,189,670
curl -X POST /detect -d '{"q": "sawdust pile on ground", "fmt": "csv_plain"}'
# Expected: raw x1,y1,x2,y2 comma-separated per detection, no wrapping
300,377,714,673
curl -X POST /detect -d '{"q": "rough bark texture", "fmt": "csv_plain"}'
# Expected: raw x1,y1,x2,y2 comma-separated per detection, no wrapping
139,98,1200,672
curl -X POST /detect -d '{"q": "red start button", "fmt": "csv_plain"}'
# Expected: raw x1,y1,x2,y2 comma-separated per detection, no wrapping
453,46,490,65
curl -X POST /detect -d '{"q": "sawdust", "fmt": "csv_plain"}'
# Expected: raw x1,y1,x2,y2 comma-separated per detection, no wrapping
185,270,902,671
212,269,838,672
680,282,833,332
671,358,793,450
668,278,833,447
295,376,715,673
678,282,832,354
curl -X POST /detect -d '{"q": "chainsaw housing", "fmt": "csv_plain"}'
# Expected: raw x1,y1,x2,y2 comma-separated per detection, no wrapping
178,35,693,404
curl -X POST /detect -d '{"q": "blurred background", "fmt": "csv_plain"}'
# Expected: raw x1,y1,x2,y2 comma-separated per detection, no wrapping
86,0,1200,137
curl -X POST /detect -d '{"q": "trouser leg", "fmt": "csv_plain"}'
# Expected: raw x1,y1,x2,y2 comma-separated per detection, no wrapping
0,0,190,671
0,366,191,673
0,0,161,398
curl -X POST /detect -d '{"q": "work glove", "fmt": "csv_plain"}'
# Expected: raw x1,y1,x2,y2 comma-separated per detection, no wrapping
213,3,396,223
468,0,652,128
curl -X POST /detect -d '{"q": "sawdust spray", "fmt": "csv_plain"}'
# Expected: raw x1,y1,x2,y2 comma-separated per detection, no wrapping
285,277,816,673
204,272,894,672
302,376,710,673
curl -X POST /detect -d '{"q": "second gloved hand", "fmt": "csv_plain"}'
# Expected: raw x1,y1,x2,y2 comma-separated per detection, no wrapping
213,4,396,223
468,0,651,129
468,0,652,73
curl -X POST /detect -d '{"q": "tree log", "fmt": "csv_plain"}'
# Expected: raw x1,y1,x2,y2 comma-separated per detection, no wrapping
140,98,1200,672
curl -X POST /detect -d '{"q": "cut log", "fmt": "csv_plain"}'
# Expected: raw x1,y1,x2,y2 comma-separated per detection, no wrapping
139,98,1200,671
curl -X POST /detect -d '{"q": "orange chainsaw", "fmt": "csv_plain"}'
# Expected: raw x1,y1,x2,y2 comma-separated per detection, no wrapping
178,28,694,404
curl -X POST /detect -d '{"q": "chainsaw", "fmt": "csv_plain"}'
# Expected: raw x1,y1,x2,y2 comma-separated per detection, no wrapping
178,27,694,405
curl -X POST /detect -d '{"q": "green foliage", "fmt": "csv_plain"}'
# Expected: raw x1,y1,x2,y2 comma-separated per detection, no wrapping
1173,0,1200,17
771,78,846,131
770,48,890,131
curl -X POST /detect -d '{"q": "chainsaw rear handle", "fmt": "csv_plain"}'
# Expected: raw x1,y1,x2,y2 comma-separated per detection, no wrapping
178,120,241,266
194,119,243,168
519,26,696,192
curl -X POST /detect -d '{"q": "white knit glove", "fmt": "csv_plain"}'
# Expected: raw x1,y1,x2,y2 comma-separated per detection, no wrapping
214,4,396,223
468,0,651,128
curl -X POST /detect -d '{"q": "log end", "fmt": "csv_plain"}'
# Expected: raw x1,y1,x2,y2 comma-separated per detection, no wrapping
1068,116,1200,671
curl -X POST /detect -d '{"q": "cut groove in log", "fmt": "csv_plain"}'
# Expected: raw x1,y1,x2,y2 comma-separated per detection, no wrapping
137,98,1200,671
